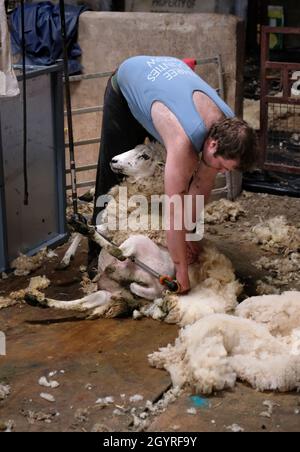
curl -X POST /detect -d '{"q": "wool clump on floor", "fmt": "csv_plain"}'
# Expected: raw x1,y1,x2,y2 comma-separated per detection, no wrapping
252,216,300,254
11,249,57,276
0,275,50,309
204,199,245,224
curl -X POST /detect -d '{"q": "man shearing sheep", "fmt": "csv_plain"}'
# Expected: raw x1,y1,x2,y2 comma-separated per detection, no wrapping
89,55,259,293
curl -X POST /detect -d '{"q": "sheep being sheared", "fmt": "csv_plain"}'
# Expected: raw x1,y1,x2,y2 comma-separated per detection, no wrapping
31,234,175,319
33,233,241,321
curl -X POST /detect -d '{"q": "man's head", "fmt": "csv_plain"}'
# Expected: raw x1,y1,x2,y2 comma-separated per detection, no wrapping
202,118,259,173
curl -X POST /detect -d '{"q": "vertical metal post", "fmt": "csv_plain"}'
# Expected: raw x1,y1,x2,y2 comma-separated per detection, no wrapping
59,0,78,216
216,54,225,100
260,25,269,167
0,124,8,272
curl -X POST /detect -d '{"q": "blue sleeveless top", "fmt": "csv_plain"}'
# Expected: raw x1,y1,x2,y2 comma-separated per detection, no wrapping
117,56,234,152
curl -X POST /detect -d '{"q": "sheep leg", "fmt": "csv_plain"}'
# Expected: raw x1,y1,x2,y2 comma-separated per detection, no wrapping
57,233,82,269
69,217,126,261
130,282,160,301
26,290,112,312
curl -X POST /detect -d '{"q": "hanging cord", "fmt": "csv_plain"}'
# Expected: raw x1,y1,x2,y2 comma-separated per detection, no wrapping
20,0,28,205
59,0,79,218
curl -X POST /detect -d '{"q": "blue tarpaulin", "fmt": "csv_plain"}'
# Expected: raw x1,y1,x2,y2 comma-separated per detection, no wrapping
10,2,88,74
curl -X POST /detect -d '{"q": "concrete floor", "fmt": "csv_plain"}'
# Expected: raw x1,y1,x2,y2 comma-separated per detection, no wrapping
0,303,177,432
1,301,300,432
1,192,300,432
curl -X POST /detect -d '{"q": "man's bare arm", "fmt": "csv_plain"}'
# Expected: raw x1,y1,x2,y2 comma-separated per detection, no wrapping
164,143,199,292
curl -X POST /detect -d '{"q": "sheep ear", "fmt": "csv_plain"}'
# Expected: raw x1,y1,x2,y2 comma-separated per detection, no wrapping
144,137,150,145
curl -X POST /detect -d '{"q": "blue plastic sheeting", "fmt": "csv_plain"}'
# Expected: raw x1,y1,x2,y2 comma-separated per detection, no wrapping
10,2,88,74
189,395,210,409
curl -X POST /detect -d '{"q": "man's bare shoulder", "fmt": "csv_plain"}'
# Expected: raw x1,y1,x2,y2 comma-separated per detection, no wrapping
193,91,225,129
151,101,191,150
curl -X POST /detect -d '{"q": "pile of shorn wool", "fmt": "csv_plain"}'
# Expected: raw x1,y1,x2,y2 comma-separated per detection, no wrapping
149,291,300,394
252,216,300,294
252,216,300,254
205,199,245,225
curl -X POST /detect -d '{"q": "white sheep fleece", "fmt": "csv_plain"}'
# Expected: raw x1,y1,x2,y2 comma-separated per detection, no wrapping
236,291,300,337
149,308,300,394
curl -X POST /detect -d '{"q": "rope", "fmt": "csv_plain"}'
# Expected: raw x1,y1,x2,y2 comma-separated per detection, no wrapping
20,0,28,205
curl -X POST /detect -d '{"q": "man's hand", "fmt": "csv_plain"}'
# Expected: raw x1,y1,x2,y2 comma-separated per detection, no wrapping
175,263,190,294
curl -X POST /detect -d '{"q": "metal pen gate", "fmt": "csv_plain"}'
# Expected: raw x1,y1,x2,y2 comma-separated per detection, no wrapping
260,26,300,175
65,70,113,191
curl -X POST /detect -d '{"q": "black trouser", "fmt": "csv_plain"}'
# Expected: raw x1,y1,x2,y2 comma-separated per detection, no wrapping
89,76,151,260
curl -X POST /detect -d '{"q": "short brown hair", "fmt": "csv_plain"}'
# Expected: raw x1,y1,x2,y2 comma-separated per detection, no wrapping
207,118,259,171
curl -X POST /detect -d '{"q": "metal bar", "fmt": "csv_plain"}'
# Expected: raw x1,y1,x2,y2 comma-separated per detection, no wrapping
266,97,300,105
211,186,229,195
216,54,225,100
0,124,9,272
64,106,103,116
265,62,300,71
196,57,218,66
260,25,269,167
51,65,68,236
66,180,95,190
195,56,224,99
66,164,97,174
263,163,300,175
68,71,113,82
14,64,64,79
262,26,300,35
131,256,160,279
65,138,101,147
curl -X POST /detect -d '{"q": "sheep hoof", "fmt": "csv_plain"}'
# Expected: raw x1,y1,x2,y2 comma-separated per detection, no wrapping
108,246,126,261
24,294,49,309
55,261,70,271
79,192,94,203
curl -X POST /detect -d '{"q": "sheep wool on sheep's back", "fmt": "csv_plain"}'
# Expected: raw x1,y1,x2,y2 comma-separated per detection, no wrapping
158,244,243,326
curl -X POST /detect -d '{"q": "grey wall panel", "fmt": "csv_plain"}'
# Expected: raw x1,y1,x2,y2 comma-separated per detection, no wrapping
0,65,68,268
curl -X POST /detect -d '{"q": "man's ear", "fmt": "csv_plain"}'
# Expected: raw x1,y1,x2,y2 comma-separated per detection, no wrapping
210,139,218,150
209,139,219,156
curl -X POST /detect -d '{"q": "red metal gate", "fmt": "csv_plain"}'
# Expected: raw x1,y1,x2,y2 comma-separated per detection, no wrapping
260,26,300,174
